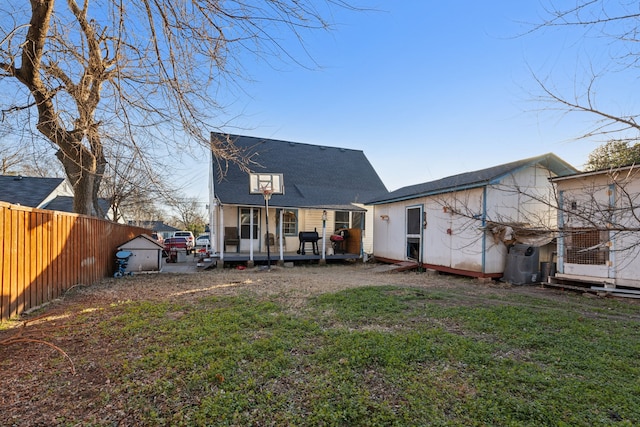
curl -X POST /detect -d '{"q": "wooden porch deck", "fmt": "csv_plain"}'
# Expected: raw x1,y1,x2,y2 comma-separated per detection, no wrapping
192,250,361,269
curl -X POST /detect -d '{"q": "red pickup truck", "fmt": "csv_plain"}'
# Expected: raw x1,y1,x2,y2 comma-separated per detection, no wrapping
163,237,194,256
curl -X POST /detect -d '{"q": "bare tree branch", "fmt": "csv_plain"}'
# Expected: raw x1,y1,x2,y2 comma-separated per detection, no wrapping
0,1,363,215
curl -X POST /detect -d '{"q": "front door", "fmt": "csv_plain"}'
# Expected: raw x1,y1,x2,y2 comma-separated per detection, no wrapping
240,207,260,251
406,205,423,261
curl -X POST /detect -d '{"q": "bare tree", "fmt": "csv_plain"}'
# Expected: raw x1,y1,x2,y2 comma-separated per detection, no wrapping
94,130,175,221
513,1,640,272
0,143,22,174
168,197,207,234
0,132,62,176
0,1,360,215
531,1,640,142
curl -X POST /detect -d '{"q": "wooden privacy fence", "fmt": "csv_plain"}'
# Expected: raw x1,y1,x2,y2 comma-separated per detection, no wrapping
0,202,150,322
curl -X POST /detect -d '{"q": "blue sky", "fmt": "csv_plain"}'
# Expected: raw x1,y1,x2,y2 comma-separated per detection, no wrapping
180,1,635,200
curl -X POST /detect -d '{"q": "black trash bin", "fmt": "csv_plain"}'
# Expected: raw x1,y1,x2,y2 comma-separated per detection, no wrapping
540,261,557,283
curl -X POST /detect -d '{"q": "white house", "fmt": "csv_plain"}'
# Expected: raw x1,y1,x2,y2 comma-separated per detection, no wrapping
366,154,578,279
208,133,388,265
0,175,115,220
550,165,640,289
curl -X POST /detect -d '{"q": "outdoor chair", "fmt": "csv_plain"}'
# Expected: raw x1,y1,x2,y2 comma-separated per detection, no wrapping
265,232,276,251
224,227,240,252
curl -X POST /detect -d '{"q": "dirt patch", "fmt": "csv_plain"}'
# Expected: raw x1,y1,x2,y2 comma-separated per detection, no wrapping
0,263,634,426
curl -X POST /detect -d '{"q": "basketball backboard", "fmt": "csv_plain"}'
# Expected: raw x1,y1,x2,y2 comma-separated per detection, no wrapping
249,173,284,195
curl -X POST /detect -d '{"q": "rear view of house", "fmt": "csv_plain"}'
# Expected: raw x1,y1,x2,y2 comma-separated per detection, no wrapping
367,154,577,279
208,133,388,264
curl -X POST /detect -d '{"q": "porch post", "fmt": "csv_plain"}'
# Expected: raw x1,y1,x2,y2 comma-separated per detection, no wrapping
319,210,327,265
279,209,284,262
249,207,254,264
209,151,216,254
219,206,224,263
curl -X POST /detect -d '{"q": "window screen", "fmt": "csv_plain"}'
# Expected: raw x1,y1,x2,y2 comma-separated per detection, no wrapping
335,211,349,230
352,211,365,230
564,228,609,265
407,207,421,235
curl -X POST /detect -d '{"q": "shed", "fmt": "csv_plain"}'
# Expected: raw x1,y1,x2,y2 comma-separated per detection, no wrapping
550,165,640,289
366,153,578,279
117,234,164,273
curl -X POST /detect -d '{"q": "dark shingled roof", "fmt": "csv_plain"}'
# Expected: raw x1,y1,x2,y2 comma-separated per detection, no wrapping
366,153,579,205
43,196,111,217
211,133,388,210
0,175,66,207
128,220,180,233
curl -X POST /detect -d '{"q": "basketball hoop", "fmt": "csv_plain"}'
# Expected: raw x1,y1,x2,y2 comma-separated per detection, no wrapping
248,172,284,270
249,173,284,196
260,185,273,201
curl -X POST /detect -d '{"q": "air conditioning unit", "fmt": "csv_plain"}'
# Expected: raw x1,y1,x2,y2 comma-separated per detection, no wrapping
503,244,540,285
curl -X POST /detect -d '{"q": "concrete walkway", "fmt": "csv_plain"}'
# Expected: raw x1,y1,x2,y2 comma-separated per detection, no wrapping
161,258,200,273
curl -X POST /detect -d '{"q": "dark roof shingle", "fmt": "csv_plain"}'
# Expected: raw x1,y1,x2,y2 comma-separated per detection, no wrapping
367,153,579,204
211,133,388,210
0,175,66,207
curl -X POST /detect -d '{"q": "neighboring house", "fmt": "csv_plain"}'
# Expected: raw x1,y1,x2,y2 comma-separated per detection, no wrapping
209,132,388,257
549,165,640,289
0,175,72,208
0,175,114,220
366,153,578,278
128,220,179,240
45,195,115,220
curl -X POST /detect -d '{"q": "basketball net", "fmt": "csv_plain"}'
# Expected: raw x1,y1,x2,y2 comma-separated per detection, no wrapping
260,185,273,201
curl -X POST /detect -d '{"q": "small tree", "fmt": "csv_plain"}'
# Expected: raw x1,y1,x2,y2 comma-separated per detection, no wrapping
585,140,640,171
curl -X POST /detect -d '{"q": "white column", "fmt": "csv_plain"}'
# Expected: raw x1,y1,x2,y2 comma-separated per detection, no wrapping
249,207,254,261
219,206,224,261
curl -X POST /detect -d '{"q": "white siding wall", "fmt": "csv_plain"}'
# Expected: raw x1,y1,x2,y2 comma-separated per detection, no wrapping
555,172,640,288
427,189,486,272
219,206,371,255
372,164,559,276
614,176,640,286
372,202,408,260
354,203,374,254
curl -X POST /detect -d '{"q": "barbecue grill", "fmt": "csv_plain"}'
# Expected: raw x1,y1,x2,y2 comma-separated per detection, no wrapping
330,229,349,254
297,230,320,255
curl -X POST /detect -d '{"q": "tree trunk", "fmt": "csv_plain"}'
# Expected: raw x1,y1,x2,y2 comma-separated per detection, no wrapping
56,148,96,216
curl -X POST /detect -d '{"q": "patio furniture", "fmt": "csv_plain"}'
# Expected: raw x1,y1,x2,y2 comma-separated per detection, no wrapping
265,232,275,251
224,227,240,252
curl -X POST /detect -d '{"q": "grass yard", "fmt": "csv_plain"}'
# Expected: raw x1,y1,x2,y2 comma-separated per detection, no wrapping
1,267,639,426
